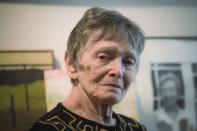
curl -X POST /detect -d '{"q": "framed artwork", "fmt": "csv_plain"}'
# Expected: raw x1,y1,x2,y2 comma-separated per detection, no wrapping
136,37,197,131
151,63,185,110
0,50,54,131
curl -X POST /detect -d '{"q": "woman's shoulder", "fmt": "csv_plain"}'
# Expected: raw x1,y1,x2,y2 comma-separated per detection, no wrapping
29,103,68,131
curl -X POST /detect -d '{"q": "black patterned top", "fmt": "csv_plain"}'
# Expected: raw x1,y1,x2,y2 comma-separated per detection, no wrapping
29,103,147,131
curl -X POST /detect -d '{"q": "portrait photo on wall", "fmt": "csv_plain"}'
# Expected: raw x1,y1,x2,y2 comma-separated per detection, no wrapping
136,38,197,131
151,63,189,131
151,63,185,111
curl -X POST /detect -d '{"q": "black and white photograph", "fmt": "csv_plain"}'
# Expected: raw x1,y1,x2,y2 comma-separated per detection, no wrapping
151,63,191,131
137,39,197,131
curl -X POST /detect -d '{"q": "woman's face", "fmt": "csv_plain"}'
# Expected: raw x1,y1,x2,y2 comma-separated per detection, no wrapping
74,40,139,105
160,79,178,107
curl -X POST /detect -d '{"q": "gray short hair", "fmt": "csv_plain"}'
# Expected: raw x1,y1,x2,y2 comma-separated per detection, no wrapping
66,7,145,68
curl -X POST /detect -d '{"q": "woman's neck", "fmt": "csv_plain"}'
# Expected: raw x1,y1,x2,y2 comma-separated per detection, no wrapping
63,86,117,126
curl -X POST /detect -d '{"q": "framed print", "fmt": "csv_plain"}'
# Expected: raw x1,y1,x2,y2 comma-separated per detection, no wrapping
151,63,185,110
0,50,54,131
136,38,197,131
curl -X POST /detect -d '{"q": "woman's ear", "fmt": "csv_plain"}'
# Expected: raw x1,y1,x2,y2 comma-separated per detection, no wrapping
65,52,78,80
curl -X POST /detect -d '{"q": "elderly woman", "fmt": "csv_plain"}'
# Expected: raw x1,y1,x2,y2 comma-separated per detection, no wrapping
30,7,146,131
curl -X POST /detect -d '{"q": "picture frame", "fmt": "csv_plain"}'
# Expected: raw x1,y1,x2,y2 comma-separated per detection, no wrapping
0,50,54,131
136,37,197,131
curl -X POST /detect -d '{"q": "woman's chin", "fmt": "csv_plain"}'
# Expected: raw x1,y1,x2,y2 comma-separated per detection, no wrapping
100,95,123,105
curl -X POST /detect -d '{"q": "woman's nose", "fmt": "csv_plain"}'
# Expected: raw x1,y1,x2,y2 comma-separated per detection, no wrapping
108,59,124,79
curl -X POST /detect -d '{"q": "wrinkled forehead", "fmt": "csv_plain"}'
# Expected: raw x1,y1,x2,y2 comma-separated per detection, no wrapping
81,39,139,65
86,30,137,50
84,32,137,54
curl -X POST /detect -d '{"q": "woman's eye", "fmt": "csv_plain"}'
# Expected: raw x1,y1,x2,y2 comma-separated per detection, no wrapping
97,53,111,63
125,60,134,65
98,55,109,61
124,59,135,69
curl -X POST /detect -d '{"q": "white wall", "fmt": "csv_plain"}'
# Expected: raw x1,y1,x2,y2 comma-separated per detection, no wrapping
1,3,197,68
